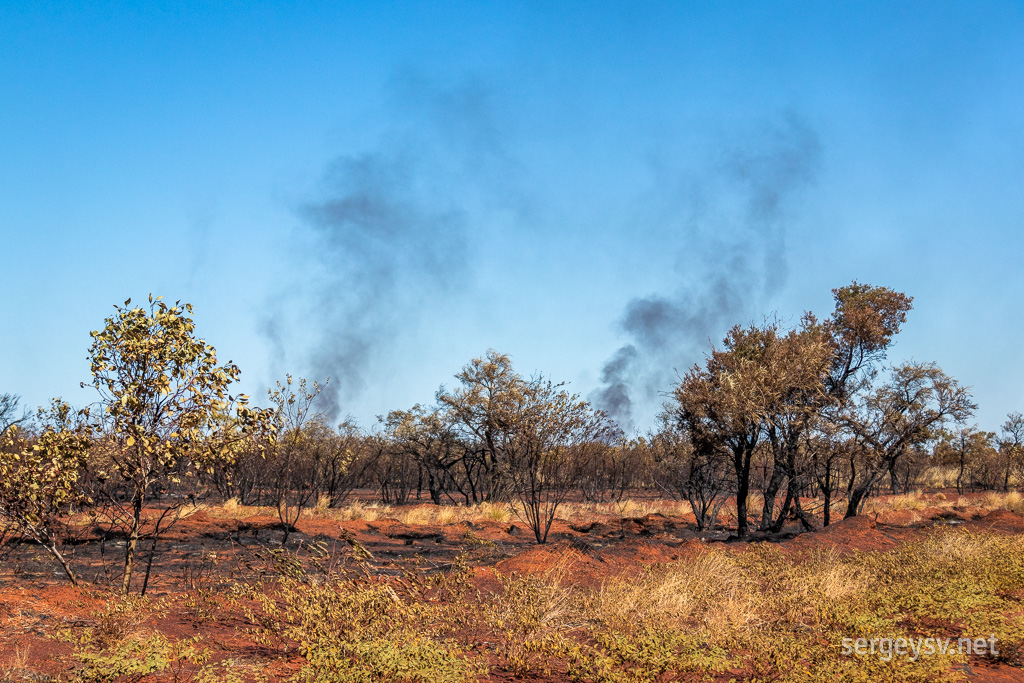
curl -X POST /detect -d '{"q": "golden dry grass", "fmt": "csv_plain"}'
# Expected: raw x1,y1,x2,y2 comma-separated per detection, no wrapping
558,499,692,520
585,548,760,636
917,465,960,489
981,490,1024,514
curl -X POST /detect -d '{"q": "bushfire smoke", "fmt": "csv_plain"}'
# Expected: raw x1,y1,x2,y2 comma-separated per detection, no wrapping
592,114,821,432
265,77,517,419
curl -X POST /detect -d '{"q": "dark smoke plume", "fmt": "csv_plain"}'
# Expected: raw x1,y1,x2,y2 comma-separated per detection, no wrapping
267,77,516,419
592,113,821,432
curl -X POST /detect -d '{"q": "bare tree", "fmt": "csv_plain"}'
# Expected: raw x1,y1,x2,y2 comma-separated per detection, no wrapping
1000,412,1024,491
265,376,331,544
0,393,25,438
839,362,975,518
649,423,733,531
440,351,618,542
575,438,641,504
499,377,618,543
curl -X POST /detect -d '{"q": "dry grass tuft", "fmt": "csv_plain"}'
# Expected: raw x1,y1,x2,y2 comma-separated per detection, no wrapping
480,502,512,523
331,500,392,522
587,549,758,637
981,490,1024,514
883,491,928,512
175,502,208,520
313,494,332,515
0,643,31,681
918,465,960,489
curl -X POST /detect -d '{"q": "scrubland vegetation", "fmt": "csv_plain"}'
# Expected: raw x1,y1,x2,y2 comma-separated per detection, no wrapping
2,284,1024,680
2,522,1023,681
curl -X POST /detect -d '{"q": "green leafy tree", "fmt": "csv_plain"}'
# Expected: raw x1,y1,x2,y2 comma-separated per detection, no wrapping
0,400,91,584
85,295,274,593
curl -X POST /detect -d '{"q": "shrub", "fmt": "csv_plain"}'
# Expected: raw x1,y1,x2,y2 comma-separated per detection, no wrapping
242,550,482,683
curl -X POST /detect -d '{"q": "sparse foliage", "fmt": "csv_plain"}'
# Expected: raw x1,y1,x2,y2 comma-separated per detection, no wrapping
84,295,274,593
0,399,91,584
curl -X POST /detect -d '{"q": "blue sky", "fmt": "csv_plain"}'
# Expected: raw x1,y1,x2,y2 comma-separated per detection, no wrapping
2,1,1022,432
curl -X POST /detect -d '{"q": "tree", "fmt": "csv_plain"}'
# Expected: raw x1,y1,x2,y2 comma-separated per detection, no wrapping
756,318,834,532
935,426,997,494
805,283,913,525
671,324,780,538
85,296,273,593
669,282,916,535
320,419,367,507
0,393,25,437
499,377,617,543
440,351,617,542
437,350,523,502
1000,412,1024,491
266,376,329,540
649,422,733,531
0,400,91,584
839,362,975,517
575,437,640,504
826,282,913,401
805,426,854,527
757,282,912,528
384,405,469,505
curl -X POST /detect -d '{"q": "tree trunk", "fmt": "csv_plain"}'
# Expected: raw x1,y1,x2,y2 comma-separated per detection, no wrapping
844,487,867,519
759,457,786,531
122,492,144,594
46,540,78,586
822,482,832,527
734,444,752,538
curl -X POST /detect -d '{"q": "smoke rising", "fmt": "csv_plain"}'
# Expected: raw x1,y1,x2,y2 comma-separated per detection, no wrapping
267,76,517,419
592,113,821,431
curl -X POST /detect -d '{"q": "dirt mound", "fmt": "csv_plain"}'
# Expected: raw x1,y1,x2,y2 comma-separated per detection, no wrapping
494,541,593,576
964,509,1024,534
784,515,900,553
236,514,282,533
570,513,680,538
492,538,685,588
371,521,444,541
570,520,619,537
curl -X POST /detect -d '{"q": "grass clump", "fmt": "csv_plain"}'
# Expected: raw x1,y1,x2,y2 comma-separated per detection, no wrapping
242,551,483,683
483,569,576,678
563,530,1024,681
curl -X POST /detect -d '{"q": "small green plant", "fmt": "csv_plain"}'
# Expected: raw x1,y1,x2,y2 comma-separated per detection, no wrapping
459,527,496,550
240,547,483,682
88,594,161,649
180,552,222,623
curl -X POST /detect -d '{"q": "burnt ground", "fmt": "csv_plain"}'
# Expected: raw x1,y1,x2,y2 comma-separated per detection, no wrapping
1,492,1023,681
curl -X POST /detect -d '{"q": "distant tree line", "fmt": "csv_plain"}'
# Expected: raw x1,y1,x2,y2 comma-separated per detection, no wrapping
1,286,1023,592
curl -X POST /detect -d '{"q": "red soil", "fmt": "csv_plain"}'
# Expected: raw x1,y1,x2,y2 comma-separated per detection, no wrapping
2,502,1023,681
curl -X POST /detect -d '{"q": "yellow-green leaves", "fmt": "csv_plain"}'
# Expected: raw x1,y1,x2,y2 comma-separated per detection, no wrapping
0,400,91,584
83,295,276,592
